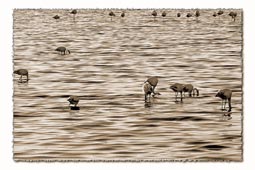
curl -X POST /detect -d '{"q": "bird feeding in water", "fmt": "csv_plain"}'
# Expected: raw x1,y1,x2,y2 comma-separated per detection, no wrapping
162,11,167,17
109,11,115,21
55,47,71,55
13,69,29,82
143,82,153,103
183,84,199,97
213,12,217,18
144,76,161,97
177,13,181,17
195,10,200,19
152,10,157,20
67,95,80,110
186,13,192,18
121,11,125,18
215,89,232,112
70,9,77,20
229,11,237,22
170,83,184,102
53,15,60,20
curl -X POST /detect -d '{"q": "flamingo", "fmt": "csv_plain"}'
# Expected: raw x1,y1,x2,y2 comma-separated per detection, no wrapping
215,89,232,112
14,69,29,82
55,47,71,55
170,83,184,102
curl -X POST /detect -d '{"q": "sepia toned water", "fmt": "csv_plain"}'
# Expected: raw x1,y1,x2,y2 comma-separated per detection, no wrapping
13,9,243,161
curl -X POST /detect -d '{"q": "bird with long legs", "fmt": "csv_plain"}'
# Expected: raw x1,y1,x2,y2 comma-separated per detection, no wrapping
121,11,125,18
70,9,77,20
195,10,200,20
215,89,232,112
68,95,80,110
109,11,115,21
55,47,71,55
152,10,157,21
144,76,161,97
14,69,29,82
170,83,184,102
162,11,167,17
229,11,237,22
183,84,199,97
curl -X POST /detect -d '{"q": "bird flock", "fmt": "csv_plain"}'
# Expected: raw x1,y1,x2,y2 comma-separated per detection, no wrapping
14,9,237,112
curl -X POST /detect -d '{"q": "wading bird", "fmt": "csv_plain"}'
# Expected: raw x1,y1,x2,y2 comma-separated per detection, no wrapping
213,12,217,18
144,76,160,96
67,95,79,107
55,47,71,55
170,83,184,102
152,10,157,20
217,10,224,16
109,11,115,21
183,84,199,97
70,9,77,20
195,10,200,18
215,89,232,112
143,82,153,103
13,69,29,82
186,13,192,18
162,11,167,17
53,15,60,20
229,11,237,22
121,11,125,18
177,13,181,17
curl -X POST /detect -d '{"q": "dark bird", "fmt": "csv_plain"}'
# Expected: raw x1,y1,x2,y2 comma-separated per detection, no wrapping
186,13,192,18
144,76,161,96
195,10,200,18
215,89,232,112
229,11,237,22
55,47,71,55
162,11,167,17
53,15,60,20
14,69,29,82
70,9,77,20
143,82,153,103
121,11,125,18
67,95,79,107
217,10,224,16
152,10,157,20
213,12,217,17
183,84,199,97
109,11,115,21
170,83,184,102
177,13,181,17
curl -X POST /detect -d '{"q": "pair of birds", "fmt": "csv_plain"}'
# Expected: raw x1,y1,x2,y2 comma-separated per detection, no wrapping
143,76,232,112
53,9,77,20
109,11,125,20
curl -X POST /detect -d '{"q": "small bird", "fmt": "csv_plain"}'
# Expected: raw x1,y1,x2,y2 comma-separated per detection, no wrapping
67,96,79,107
217,10,224,16
121,11,125,18
229,11,237,22
143,82,153,103
186,13,192,18
55,47,70,55
162,11,167,17
70,9,77,20
53,15,60,20
170,83,184,102
109,11,115,21
14,69,29,82
183,84,199,97
152,10,157,20
195,10,200,18
144,76,161,96
177,13,181,17
215,89,232,112
213,12,217,18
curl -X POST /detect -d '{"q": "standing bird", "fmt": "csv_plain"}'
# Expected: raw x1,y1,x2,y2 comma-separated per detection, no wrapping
183,84,199,97
144,76,160,96
53,15,60,20
152,10,157,21
162,11,167,17
70,9,77,20
195,10,200,19
67,95,79,107
14,69,29,82
55,47,71,55
121,11,125,18
213,12,217,18
215,89,232,112
170,83,184,102
229,11,237,22
177,13,181,17
109,11,115,21
186,13,192,18
217,10,224,16
143,82,153,103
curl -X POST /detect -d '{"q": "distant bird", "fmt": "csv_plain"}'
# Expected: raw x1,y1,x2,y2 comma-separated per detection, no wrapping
195,10,200,18
55,47,70,55
229,11,237,22
183,84,199,97
143,82,153,102
152,10,157,20
213,12,217,18
121,11,125,18
70,9,77,20
217,10,224,16
215,89,232,112
53,15,60,20
170,83,184,102
14,69,29,82
162,11,167,17
67,95,79,107
109,11,115,21
186,13,192,18
144,76,161,96
177,13,181,17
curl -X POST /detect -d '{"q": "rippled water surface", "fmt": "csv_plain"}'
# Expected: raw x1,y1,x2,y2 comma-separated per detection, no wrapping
13,9,243,161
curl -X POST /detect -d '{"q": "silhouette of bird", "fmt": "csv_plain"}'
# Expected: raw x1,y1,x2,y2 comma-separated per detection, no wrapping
217,10,224,16
215,89,232,112
195,10,200,18
170,83,184,102
53,15,60,20
229,11,237,22
143,82,153,102
144,76,160,96
14,69,29,82
177,13,181,17
67,96,79,107
152,10,157,20
183,84,199,97
186,13,192,18
55,47,70,55
109,11,115,21
70,9,77,20
162,11,167,17
213,12,217,18
121,11,125,18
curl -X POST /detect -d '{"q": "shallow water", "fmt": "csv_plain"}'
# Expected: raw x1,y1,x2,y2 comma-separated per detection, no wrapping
13,9,243,161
